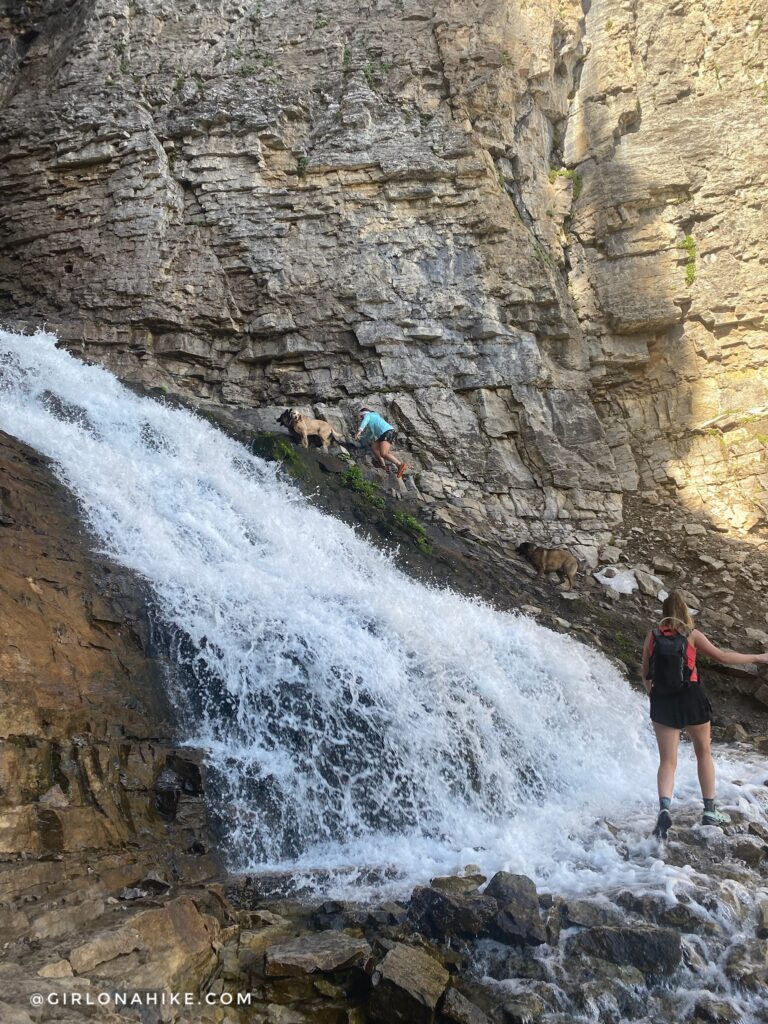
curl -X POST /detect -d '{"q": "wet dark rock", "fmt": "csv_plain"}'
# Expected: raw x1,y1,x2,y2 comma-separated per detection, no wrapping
694,994,744,1024
566,925,681,975
543,904,561,946
265,930,372,977
550,954,645,992
482,946,549,984
561,898,624,929
440,986,492,1024
368,901,408,927
723,722,749,742
757,901,768,939
118,874,171,901
408,886,498,939
369,942,449,1023
498,991,546,1024
615,891,715,934
572,977,646,1023
728,835,767,867
484,873,546,947
313,900,369,930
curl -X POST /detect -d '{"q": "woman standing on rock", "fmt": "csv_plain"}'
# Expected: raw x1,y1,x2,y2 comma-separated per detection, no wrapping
642,590,768,838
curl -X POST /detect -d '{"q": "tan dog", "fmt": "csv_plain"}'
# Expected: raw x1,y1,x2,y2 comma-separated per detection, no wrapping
516,542,579,590
277,408,341,451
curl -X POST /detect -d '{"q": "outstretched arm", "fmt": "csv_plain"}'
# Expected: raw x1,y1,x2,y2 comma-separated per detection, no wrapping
691,629,768,666
355,413,371,442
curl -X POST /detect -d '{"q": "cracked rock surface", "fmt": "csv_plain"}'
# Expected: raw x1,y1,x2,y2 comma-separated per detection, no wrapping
0,0,765,562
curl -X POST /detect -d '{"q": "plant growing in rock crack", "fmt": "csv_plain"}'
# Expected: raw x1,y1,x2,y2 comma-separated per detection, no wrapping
339,464,385,508
677,234,696,286
296,155,309,176
363,62,378,90
393,510,431,553
272,438,301,467
548,167,583,200
342,46,352,70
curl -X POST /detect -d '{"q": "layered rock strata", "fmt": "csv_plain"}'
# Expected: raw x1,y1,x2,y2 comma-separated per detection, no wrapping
0,0,765,560
0,431,222,1019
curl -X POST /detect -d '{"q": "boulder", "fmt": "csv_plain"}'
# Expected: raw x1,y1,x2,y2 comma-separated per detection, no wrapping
728,835,766,867
566,925,681,975
634,569,665,598
745,628,768,647
725,939,768,990
37,960,74,978
694,995,743,1024
652,556,675,574
430,873,486,895
754,683,768,709
369,943,449,1023
408,886,498,939
499,992,547,1024
440,987,492,1024
561,899,624,929
69,927,143,974
484,872,546,946
265,930,372,977
722,722,749,742
757,901,768,940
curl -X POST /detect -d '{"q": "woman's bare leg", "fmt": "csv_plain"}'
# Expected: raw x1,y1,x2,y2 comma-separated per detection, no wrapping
370,441,387,468
652,722,680,800
377,439,402,470
686,721,716,800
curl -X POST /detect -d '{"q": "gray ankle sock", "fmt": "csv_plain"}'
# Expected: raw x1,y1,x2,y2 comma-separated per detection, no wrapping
703,798,716,813
659,797,671,811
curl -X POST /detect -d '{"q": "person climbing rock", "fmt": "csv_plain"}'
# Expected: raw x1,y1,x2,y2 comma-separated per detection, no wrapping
354,407,408,479
641,590,768,839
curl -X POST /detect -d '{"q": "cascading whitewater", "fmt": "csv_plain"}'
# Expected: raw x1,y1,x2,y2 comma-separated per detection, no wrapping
1,329,759,897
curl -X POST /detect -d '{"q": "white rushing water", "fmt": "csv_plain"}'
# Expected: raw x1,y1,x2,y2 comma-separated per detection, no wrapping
1,329,765,904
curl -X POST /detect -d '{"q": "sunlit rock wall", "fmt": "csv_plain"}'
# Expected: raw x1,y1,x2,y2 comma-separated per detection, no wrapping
0,0,765,552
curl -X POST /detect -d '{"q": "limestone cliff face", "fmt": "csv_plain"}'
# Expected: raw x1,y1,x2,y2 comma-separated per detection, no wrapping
569,0,768,536
0,0,765,555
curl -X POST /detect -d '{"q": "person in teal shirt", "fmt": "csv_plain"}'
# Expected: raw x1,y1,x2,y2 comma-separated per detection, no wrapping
355,407,408,479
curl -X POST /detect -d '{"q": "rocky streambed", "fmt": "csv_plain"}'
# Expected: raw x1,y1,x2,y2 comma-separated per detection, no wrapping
5,785,768,1024
205,785,768,1024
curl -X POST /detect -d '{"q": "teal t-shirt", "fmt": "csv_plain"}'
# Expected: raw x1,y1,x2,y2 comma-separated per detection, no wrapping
359,411,394,441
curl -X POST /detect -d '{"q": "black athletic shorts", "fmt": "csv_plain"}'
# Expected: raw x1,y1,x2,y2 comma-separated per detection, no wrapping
650,684,712,729
377,429,397,444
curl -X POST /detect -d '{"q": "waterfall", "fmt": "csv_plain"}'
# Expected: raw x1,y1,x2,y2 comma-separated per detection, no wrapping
0,329,761,898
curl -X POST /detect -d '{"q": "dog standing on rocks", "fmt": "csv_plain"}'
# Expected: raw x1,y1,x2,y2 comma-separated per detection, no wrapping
277,409,343,451
516,542,579,590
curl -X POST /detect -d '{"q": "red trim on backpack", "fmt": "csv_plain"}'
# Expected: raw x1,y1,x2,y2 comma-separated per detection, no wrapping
648,626,699,684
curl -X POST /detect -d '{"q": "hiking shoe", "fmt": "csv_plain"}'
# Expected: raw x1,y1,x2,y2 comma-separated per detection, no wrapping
653,808,672,839
396,462,408,480
702,808,731,827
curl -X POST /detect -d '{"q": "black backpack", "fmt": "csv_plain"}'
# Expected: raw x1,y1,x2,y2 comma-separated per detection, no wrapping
649,629,691,696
